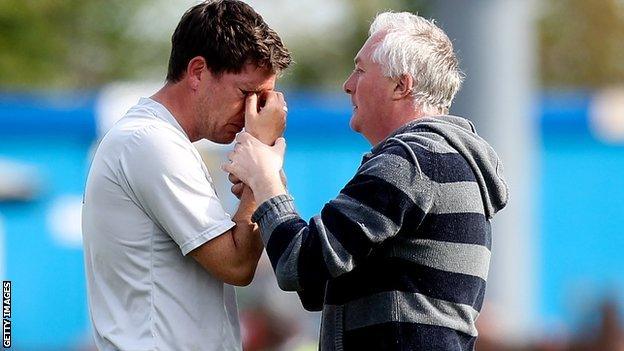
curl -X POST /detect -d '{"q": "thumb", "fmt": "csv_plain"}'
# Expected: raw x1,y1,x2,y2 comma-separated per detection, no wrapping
273,137,286,155
244,93,258,126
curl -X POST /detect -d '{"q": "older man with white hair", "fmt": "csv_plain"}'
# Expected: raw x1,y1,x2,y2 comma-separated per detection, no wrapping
224,11,509,350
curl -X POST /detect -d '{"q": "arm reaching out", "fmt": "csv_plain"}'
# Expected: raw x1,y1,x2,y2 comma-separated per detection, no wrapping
225,138,433,309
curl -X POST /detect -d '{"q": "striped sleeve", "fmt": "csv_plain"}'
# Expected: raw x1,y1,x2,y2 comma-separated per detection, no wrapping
252,143,435,297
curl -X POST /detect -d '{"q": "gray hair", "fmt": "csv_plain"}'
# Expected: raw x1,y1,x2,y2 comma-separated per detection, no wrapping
369,12,463,113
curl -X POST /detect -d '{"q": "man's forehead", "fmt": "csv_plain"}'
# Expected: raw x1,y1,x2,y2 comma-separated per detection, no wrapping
239,75,276,91
234,66,276,90
354,37,380,64
354,50,371,66
354,50,367,65
356,32,386,62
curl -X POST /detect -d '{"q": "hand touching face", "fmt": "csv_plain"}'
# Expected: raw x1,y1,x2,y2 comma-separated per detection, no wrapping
244,91,287,145
227,91,287,197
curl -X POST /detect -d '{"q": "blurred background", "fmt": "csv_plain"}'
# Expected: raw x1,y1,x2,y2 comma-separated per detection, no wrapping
1,0,623,350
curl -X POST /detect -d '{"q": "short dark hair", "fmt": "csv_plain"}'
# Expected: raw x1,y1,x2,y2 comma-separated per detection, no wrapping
166,0,292,82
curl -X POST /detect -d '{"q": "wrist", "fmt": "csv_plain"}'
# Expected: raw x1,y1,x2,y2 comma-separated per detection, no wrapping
246,128,276,145
250,172,287,204
257,135,277,146
233,186,256,222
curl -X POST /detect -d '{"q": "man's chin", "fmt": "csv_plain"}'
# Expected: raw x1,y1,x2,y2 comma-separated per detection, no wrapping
349,116,360,133
223,134,238,144
207,132,237,145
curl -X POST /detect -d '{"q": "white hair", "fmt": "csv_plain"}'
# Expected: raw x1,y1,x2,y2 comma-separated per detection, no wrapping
369,12,464,113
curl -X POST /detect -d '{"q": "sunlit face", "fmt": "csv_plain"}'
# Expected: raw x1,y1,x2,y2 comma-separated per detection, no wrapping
197,64,276,144
342,33,395,145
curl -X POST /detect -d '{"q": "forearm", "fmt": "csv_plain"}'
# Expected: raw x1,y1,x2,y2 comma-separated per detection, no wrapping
241,122,286,201
250,194,327,308
250,173,288,204
188,185,265,286
252,186,403,291
247,127,278,145
229,186,264,283
252,195,332,292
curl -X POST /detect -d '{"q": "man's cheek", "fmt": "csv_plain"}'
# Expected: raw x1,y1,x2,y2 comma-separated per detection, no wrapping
237,100,246,114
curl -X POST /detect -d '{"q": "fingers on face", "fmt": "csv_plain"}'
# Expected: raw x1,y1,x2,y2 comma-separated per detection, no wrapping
264,90,285,106
257,91,287,118
245,93,258,117
266,90,278,100
276,92,287,115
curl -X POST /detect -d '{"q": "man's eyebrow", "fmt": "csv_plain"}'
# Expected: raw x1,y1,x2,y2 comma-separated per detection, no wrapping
241,83,273,92
240,87,263,94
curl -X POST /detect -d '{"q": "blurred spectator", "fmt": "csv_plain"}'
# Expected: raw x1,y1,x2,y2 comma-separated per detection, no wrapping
476,299,624,351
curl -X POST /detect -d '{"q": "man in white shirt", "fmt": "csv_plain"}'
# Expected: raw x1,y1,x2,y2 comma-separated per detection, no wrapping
81,1,291,350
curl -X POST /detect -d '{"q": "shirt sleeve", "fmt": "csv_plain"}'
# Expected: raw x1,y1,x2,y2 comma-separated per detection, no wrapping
118,124,235,255
251,142,434,303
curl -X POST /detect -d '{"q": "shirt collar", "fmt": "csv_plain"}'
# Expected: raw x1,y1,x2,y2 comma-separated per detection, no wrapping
139,97,189,139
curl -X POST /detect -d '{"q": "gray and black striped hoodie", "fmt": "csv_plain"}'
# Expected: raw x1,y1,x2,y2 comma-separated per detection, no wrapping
252,115,509,350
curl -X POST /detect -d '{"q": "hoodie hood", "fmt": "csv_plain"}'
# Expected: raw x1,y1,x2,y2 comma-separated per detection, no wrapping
373,115,509,219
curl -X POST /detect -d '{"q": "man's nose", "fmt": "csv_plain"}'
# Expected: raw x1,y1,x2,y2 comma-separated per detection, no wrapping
343,74,354,94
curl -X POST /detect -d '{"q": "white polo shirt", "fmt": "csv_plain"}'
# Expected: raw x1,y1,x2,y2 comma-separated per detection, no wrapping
82,98,240,350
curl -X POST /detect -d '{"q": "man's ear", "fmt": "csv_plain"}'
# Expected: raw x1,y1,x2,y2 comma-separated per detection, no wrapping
392,74,414,101
186,56,207,91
